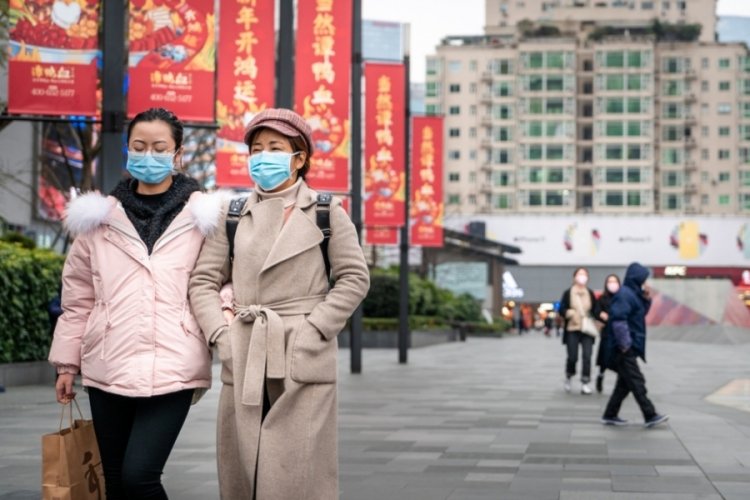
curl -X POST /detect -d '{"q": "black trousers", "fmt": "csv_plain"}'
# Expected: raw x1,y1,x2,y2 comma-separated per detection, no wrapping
88,387,193,500
603,352,657,420
565,330,594,383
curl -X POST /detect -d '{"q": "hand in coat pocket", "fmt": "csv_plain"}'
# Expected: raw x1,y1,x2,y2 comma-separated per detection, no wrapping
290,319,337,384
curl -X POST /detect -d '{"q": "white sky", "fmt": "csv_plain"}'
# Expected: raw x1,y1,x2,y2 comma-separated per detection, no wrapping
362,0,750,83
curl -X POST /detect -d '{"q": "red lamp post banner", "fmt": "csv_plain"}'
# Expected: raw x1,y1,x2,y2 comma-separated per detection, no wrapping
7,0,100,116
366,227,399,246
127,0,216,122
410,116,444,247
294,0,352,192
215,0,275,188
363,63,405,227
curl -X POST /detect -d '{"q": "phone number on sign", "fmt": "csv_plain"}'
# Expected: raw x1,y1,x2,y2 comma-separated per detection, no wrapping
31,87,76,97
149,94,193,103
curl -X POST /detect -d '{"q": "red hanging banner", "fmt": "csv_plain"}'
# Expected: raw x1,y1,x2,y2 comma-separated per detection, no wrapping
364,63,406,228
294,0,352,192
366,227,399,246
7,0,100,116
411,116,444,247
127,0,216,122
214,0,275,188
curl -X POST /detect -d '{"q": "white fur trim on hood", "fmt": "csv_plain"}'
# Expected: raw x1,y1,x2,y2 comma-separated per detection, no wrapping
189,191,228,236
64,192,114,236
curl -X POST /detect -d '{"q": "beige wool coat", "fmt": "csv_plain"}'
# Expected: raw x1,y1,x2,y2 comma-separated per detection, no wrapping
189,181,369,500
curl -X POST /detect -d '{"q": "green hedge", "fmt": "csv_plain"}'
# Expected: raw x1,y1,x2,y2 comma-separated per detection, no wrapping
0,242,64,363
364,267,483,322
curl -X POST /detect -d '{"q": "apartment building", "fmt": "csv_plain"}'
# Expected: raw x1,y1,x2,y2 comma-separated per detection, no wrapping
427,0,750,215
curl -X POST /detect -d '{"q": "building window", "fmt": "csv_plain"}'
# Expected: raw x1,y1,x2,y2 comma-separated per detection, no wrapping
719,172,730,182
719,58,731,69
449,83,461,93
529,191,543,206
426,82,441,97
448,60,462,73
719,126,730,137
449,128,460,138
605,51,624,68
494,59,513,75
425,104,441,115
718,103,732,115
719,150,730,160
702,194,709,205
664,80,683,96
701,81,709,91
664,193,681,210
468,195,477,205
546,191,564,206
662,148,682,164
627,191,641,206
494,171,513,186
663,57,682,73
606,168,624,183
701,57,709,69
470,105,477,116
719,194,730,206
606,145,623,160
469,83,477,94
448,150,461,160
702,126,709,137
469,60,478,71
448,172,460,182
641,1,653,9
740,171,750,185
426,58,441,76
702,149,709,160
469,151,477,160
605,191,624,206
449,106,460,115
447,194,461,205
494,194,512,209
719,81,731,91
469,127,477,138
662,126,683,141
663,171,681,187
741,194,750,210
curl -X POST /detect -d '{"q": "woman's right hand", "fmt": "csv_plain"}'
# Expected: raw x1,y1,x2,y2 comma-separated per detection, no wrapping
55,373,77,404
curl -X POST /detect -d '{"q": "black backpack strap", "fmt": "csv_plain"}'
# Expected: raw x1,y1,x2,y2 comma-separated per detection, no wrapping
226,197,247,263
316,193,332,278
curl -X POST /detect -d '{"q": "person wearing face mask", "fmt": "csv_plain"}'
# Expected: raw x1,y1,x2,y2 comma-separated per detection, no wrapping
48,107,222,499
593,274,621,393
559,267,598,395
601,263,669,428
189,108,370,500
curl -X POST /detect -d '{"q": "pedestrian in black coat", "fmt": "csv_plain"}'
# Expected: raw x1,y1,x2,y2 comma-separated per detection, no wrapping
593,274,621,393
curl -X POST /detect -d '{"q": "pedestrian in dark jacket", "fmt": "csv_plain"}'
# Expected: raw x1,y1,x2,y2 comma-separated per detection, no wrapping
601,263,669,428
559,267,597,395
593,274,621,393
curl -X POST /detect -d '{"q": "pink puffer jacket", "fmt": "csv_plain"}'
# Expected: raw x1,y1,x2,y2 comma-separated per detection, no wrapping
48,190,223,398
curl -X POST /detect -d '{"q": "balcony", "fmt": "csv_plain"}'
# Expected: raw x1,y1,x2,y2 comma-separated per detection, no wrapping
685,160,698,172
685,183,698,193
479,182,493,194
479,161,493,173
685,68,698,80
684,137,697,148
684,93,697,103
480,93,492,104
480,115,493,127
480,138,492,149
685,114,697,125
684,204,699,214
480,71,493,82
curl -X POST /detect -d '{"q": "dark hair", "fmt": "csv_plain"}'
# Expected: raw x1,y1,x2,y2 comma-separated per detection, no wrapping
602,274,621,295
248,128,312,180
573,267,588,277
127,107,184,150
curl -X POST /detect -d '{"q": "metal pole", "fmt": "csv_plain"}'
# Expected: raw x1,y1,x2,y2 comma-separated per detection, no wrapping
349,0,363,374
398,32,411,364
100,0,126,194
276,0,295,108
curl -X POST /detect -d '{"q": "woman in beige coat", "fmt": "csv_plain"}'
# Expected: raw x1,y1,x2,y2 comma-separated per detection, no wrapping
189,108,370,500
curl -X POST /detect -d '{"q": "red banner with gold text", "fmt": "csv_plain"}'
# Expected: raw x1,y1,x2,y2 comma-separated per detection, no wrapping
411,116,444,247
8,0,100,116
364,63,405,227
127,0,216,122
215,0,275,188
366,227,398,246
294,0,352,192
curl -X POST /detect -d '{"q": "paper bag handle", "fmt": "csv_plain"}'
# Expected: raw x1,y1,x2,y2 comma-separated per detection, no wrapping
58,398,84,432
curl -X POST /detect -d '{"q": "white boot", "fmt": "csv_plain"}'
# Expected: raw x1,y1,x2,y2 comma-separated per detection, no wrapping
564,377,572,392
581,383,593,395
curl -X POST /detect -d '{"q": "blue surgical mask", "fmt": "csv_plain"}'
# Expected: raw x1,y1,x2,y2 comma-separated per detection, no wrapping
126,151,175,184
248,151,299,191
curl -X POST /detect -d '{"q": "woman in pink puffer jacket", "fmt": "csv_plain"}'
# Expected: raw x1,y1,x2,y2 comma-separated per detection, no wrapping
48,108,222,500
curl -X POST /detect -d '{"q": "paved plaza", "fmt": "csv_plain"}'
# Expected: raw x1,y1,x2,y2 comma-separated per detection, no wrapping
2,331,750,499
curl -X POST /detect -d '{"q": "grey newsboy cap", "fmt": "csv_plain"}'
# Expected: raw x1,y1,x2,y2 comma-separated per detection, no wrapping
243,108,314,156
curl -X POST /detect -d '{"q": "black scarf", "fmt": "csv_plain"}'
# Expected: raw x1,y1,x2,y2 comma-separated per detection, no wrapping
110,175,200,254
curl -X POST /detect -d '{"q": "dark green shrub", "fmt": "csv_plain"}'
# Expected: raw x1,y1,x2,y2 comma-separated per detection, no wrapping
0,242,64,363
1,232,36,249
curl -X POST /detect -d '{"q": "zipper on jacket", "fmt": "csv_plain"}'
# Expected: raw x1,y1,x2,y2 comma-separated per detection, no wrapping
100,301,111,360
152,219,195,254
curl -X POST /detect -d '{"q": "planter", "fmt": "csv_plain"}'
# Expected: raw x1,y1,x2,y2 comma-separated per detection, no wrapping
0,360,56,387
338,328,455,349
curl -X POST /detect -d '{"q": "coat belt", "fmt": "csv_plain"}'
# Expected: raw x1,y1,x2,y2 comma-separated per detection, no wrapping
234,294,326,406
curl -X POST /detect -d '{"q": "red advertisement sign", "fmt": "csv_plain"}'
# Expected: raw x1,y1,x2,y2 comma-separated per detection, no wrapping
364,63,406,227
411,116,444,247
294,0,352,192
366,227,399,246
8,0,100,116
214,0,275,188
127,0,216,122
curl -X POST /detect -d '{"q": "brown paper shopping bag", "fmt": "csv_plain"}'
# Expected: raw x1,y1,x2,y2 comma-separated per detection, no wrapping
42,400,105,500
